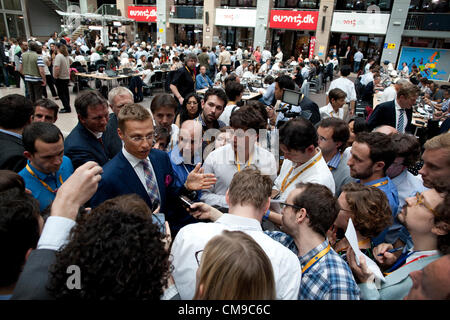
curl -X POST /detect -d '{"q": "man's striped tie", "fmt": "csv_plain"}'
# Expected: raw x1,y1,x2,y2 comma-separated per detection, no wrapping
141,159,160,208
397,109,405,133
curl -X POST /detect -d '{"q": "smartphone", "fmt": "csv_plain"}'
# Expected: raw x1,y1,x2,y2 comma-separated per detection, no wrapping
179,195,194,210
153,213,166,235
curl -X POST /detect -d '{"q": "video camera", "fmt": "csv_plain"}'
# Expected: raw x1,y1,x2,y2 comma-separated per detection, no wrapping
275,89,312,128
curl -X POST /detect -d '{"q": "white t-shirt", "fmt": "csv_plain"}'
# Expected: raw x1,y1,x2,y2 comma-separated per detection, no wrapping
380,85,397,103
218,104,238,126
142,69,155,86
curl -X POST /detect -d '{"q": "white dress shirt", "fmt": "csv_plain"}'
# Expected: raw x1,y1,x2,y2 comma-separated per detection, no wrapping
218,104,238,126
201,143,278,208
391,169,426,214
354,51,363,62
122,147,161,199
275,51,283,63
273,149,336,201
171,214,302,300
235,65,245,78
360,72,374,86
380,85,397,104
327,77,357,103
320,103,344,120
394,98,407,133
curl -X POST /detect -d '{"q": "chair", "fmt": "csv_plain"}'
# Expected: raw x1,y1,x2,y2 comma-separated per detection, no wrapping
150,71,164,93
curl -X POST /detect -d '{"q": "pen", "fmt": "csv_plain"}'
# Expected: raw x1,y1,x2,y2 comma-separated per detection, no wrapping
377,247,404,256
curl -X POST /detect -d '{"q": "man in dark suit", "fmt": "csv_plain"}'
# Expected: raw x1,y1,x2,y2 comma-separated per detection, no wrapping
103,86,134,159
90,103,216,214
64,90,110,169
368,82,420,133
0,94,33,172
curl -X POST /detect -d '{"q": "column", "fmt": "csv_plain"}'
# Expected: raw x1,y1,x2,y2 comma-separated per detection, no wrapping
381,0,410,66
116,0,135,42
314,0,334,59
254,0,271,50
203,0,220,48
156,0,175,45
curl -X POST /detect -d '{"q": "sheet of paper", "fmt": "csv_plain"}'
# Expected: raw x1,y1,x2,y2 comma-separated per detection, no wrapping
345,218,386,282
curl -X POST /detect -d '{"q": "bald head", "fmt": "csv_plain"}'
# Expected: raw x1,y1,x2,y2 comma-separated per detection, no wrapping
178,120,203,162
404,255,450,300
373,125,398,136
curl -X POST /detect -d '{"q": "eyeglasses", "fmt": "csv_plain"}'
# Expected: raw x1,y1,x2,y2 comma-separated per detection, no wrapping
279,202,302,211
187,101,198,105
414,192,435,215
195,250,203,266
126,134,155,143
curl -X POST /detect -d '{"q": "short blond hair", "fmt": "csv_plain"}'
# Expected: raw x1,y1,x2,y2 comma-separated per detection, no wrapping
424,132,450,151
193,230,276,300
118,103,152,131
228,168,272,211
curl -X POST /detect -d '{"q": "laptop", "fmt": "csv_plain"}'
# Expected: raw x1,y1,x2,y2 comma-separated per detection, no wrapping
105,69,117,77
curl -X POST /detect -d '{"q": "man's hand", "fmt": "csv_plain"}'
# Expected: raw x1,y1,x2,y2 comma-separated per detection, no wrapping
51,161,103,221
185,163,217,190
347,247,375,283
189,202,222,222
373,243,399,267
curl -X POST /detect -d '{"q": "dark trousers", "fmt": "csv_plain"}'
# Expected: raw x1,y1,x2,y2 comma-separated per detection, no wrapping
42,74,58,98
0,65,9,86
26,81,43,103
55,78,71,111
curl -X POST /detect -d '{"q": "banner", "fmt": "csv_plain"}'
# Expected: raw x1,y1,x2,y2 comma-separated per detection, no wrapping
309,36,316,60
215,8,256,28
331,12,390,34
269,10,319,30
128,6,157,22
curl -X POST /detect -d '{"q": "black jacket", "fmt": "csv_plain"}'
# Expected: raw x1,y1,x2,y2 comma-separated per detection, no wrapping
0,131,27,172
367,100,413,133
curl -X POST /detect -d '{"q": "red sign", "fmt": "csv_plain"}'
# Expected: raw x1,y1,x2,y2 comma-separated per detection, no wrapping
269,10,319,30
309,36,316,60
128,6,157,22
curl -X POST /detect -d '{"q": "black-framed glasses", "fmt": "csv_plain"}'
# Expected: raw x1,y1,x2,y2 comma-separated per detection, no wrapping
279,202,302,211
195,250,203,266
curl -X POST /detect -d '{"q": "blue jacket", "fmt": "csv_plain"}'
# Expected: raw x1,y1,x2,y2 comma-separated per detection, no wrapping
64,122,109,169
195,73,213,89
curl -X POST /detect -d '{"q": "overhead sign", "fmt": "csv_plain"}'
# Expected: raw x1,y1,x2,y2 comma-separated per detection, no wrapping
215,8,256,28
128,6,157,22
269,10,319,30
331,12,390,35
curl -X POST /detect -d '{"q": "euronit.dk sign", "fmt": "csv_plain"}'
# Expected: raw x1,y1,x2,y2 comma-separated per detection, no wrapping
269,10,319,30
128,6,157,22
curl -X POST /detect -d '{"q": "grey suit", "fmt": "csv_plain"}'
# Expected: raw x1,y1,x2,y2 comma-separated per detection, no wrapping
11,249,56,300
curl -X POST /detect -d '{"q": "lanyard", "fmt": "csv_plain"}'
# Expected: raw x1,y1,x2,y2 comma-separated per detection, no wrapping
335,238,371,254
384,252,439,276
302,243,331,274
26,164,63,194
185,66,195,83
369,179,389,188
236,152,253,172
280,153,322,193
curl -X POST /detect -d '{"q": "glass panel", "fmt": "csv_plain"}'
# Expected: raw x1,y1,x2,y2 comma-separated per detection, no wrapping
335,0,392,11
0,14,6,38
6,14,26,39
3,0,22,11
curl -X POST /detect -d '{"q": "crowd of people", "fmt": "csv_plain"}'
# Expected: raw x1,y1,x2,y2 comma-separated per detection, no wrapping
0,31,449,301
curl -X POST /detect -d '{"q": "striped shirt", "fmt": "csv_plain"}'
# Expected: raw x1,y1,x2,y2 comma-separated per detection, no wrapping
19,54,45,82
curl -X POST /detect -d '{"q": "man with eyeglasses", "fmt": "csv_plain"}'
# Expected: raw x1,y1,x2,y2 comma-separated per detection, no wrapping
103,86,134,159
90,104,216,217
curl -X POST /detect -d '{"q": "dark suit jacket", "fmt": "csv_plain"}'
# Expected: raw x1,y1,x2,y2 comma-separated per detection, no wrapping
103,113,122,159
367,100,413,132
90,149,180,214
0,131,27,172
64,122,109,169
11,249,56,300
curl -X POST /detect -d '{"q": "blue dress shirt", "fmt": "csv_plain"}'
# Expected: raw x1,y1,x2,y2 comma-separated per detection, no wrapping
19,156,74,211
195,73,213,89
